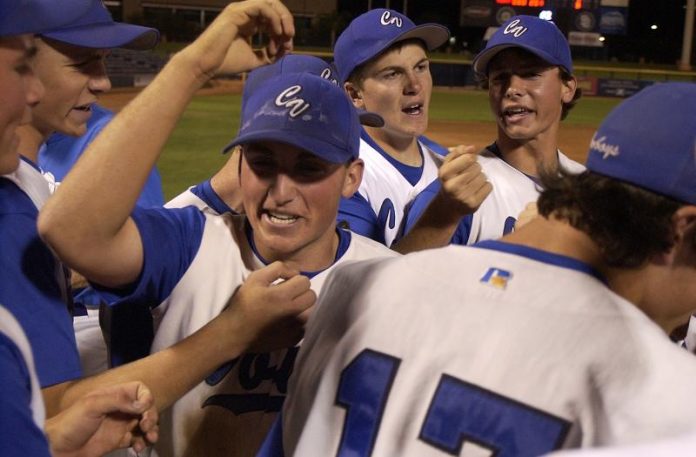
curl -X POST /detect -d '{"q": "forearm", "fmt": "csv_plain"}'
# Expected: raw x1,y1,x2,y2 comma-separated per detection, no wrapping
59,312,247,412
392,192,462,254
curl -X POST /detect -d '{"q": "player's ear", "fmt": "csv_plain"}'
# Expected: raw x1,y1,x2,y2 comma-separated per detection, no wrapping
344,81,365,110
341,158,364,198
560,74,577,104
670,206,696,267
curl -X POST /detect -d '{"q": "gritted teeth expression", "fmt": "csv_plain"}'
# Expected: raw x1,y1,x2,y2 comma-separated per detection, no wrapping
353,41,432,139
30,37,111,137
240,141,356,263
0,35,43,174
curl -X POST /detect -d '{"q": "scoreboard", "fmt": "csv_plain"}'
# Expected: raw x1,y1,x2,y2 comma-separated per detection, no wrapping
460,0,628,35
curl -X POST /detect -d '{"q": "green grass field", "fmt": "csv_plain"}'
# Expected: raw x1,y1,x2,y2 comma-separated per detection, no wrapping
158,89,622,200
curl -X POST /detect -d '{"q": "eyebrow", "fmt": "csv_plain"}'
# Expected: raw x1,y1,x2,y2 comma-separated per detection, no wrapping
24,45,38,60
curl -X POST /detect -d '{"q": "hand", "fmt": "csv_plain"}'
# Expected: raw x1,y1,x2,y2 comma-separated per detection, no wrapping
47,381,158,457
223,261,316,353
437,145,492,217
516,202,538,229
180,0,294,82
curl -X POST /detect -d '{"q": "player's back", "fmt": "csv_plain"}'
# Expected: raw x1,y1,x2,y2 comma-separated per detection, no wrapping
282,242,696,456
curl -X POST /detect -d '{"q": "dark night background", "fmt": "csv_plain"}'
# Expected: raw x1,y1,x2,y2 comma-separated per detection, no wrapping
335,0,691,65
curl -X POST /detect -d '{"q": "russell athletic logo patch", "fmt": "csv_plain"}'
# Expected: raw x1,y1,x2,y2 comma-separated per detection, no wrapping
480,267,513,290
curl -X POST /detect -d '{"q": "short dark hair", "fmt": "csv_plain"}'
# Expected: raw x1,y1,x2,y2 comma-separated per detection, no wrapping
346,38,427,88
538,169,682,268
477,50,582,120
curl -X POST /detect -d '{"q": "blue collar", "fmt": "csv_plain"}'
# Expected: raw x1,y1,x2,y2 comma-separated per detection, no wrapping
361,128,424,186
244,220,352,279
473,239,607,284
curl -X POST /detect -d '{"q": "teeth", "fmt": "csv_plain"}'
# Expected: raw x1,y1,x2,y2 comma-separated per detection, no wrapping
403,104,422,114
267,212,298,224
504,107,528,116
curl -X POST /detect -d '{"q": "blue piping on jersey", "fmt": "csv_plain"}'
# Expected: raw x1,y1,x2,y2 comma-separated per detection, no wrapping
360,129,423,186
473,239,607,285
244,220,352,279
19,155,42,172
190,179,236,215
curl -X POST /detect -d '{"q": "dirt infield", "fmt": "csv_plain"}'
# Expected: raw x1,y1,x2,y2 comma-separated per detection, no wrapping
101,80,592,164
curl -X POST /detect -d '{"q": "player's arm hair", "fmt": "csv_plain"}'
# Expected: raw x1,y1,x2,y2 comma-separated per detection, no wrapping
537,169,681,268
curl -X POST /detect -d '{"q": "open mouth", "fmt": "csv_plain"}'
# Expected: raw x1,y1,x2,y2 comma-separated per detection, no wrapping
263,210,299,225
402,103,423,116
73,104,92,112
502,106,532,118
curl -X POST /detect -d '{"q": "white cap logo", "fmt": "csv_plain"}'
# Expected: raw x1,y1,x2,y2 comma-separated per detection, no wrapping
275,85,310,118
320,68,338,85
503,19,528,38
590,133,620,159
380,11,403,27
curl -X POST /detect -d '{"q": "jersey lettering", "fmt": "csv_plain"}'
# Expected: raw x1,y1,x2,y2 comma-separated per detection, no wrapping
203,347,299,415
503,216,517,235
377,199,396,233
335,350,570,456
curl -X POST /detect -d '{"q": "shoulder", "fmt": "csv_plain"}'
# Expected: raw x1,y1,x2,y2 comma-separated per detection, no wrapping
346,231,399,259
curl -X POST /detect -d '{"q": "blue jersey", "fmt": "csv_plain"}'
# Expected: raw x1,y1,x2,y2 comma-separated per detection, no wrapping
0,160,81,387
39,104,164,208
0,305,51,456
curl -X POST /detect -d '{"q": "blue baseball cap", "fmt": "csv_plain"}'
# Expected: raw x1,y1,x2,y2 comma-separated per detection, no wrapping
586,83,696,205
473,15,572,76
40,0,159,50
240,55,383,130
0,0,92,37
334,8,449,83
225,73,366,164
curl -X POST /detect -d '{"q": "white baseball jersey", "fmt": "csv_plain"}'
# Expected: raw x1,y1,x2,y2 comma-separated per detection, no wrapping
165,179,235,215
403,145,585,245
278,241,696,456
337,131,444,247
545,431,696,457
97,206,396,457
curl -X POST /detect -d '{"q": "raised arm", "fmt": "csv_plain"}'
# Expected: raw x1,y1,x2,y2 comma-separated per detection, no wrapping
393,144,492,253
38,0,294,287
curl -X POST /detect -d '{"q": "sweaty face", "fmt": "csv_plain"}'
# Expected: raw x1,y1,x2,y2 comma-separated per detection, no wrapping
348,42,432,143
487,48,576,143
0,35,43,174
30,37,111,138
240,141,361,271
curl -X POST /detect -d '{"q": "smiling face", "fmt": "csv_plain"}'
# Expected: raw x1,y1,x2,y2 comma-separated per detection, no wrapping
345,41,432,144
240,141,363,271
487,48,576,144
29,37,111,139
0,35,43,174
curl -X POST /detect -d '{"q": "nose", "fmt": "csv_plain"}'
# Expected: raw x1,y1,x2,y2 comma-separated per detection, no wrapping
24,70,44,107
268,173,297,205
403,70,422,95
504,75,525,99
89,61,112,94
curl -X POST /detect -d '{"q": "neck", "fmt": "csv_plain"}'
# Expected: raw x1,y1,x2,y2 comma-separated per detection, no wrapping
495,127,560,177
251,225,340,274
364,126,422,166
16,124,50,163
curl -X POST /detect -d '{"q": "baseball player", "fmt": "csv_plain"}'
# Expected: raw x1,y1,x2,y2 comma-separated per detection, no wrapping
266,83,696,455
40,30,396,457
0,1,158,454
333,8,491,251
404,15,584,245
4,0,316,450
545,432,696,457
7,0,161,378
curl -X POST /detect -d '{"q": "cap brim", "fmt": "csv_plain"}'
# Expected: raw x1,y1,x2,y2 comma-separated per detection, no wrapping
223,130,354,164
42,22,159,50
473,43,566,75
392,23,450,52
